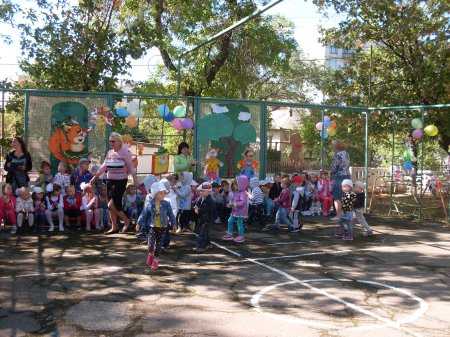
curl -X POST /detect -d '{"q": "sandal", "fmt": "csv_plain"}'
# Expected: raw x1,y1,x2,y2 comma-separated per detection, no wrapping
105,228,119,235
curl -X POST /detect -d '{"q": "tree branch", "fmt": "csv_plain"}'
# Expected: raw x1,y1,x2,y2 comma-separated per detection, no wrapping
152,0,176,72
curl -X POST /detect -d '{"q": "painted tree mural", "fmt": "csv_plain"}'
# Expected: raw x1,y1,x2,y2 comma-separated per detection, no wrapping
197,104,257,177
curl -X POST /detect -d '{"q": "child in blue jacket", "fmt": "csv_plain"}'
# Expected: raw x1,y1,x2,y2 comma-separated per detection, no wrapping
137,181,176,271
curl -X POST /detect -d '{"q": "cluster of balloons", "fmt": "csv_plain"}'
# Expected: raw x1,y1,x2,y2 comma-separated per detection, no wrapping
402,148,416,171
315,116,337,139
410,118,439,140
114,99,144,128
158,104,193,131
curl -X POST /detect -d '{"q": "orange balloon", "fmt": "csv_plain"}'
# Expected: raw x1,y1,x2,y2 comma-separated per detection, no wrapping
329,120,337,129
125,115,138,128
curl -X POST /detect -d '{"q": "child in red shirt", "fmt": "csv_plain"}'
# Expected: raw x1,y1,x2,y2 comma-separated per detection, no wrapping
64,185,82,228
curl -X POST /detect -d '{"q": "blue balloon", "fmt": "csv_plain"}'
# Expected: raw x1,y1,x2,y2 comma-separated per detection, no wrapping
403,161,413,171
163,112,175,122
320,129,328,139
115,107,129,118
323,116,331,128
158,104,170,117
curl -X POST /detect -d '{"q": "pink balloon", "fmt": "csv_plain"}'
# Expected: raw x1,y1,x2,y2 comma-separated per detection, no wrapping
171,118,183,130
412,128,423,139
315,122,323,131
181,118,194,129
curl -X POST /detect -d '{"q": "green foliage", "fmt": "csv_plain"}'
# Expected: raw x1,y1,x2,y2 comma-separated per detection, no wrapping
19,0,135,91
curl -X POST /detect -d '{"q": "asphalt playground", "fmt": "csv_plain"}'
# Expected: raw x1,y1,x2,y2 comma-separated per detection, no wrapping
1,217,450,337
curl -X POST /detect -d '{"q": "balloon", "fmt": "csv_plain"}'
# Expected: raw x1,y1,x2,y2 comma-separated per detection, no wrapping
411,118,423,129
424,124,438,137
403,150,412,161
181,118,194,129
171,118,183,130
315,122,323,131
320,129,328,139
329,120,337,129
412,128,423,139
115,107,129,118
323,116,331,127
163,112,175,123
125,115,137,128
134,109,143,118
327,127,337,137
403,161,413,171
158,104,170,117
173,105,187,118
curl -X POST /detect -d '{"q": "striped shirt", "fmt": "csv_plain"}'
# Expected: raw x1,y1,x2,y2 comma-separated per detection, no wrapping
249,186,264,205
98,146,136,180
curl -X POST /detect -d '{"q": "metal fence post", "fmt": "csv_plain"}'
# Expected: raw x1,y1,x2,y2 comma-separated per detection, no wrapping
260,103,268,179
193,96,201,179
24,91,30,143
364,110,370,211
320,109,325,170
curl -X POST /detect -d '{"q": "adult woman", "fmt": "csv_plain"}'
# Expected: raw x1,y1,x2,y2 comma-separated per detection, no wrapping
330,140,351,220
4,137,32,191
174,142,196,174
91,132,137,234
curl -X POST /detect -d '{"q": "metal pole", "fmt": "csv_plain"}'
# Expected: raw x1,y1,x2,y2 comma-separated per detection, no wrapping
390,112,395,214
368,45,373,105
364,110,369,211
320,109,325,170
419,109,425,220
260,103,268,179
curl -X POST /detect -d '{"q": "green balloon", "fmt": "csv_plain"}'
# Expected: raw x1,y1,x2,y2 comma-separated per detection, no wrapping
411,118,423,129
173,105,186,118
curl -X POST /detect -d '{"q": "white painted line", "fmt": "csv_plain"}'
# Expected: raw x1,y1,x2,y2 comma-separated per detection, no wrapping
267,240,319,246
251,278,427,334
253,249,356,261
0,266,123,280
210,239,425,337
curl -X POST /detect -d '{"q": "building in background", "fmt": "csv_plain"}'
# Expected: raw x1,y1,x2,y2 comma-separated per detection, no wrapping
324,45,354,70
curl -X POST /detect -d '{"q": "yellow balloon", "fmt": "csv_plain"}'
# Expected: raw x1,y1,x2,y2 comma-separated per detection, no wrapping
327,127,337,137
424,124,438,137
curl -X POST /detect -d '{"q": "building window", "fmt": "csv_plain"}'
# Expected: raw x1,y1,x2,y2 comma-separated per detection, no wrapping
330,45,338,54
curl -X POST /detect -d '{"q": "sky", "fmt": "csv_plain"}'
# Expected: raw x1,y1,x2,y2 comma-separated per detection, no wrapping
0,0,341,83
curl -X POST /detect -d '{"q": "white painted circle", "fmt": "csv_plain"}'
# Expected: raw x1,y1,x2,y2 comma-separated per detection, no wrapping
250,278,428,331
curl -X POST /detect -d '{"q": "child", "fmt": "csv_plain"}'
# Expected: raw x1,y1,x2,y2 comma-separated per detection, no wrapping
301,174,314,216
98,184,109,230
137,175,158,239
264,177,296,232
1,184,16,233
290,175,304,231
194,182,215,252
122,183,143,224
63,185,82,229
160,175,178,248
16,187,34,232
337,179,356,241
32,186,47,230
268,175,282,217
222,175,249,243
309,174,322,216
137,181,176,271
318,171,333,216
80,182,101,231
71,158,93,192
174,172,193,233
45,183,64,232
53,162,71,195
39,161,53,192
247,177,265,228
353,181,373,236
220,180,232,223
211,182,223,224
237,149,259,179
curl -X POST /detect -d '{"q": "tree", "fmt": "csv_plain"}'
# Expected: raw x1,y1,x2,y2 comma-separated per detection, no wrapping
19,0,136,91
312,0,450,151
197,104,256,177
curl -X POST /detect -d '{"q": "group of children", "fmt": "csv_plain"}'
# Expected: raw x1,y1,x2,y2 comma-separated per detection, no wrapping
0,153,373,272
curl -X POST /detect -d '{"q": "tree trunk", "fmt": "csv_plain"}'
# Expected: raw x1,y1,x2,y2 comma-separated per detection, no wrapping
223,137,239,177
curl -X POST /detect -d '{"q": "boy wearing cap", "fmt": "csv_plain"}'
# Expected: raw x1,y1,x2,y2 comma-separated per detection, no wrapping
337,179,356,241
353,181,373,236
137,181,176,271
194,182,215,252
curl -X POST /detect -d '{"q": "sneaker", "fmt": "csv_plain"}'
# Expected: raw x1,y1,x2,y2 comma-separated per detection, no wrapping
48,225,54,232
222,233,234,241
335,227,343,238
363,230,374,237
10,226,17,235
330,216,340,222
58,225,65,232
289,228,300,233
151,258,160,271
193,247,206,253
146,253,154,267
214,218,222,224
175,227,182,234
343,232,353,241
234,235,245,243
262,225,274,231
